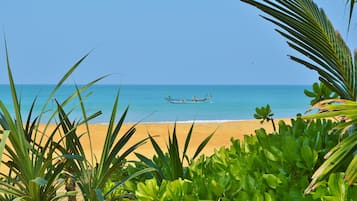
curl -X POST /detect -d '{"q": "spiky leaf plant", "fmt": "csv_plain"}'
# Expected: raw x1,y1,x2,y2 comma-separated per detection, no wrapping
0,41,102,200
54,86,154,201
0,41,153,200
134,123,214,183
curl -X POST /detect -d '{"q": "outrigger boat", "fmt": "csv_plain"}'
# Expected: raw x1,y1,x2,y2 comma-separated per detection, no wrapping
165,95,212,104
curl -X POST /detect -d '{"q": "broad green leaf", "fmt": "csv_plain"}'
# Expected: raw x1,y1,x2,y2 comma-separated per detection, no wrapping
105,167,156,198
263,174,282,189
301,144,317,169
264,149,279,162
264,192,274,201
135,179,160,200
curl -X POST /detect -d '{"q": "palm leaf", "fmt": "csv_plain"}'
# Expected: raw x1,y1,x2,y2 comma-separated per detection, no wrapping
242,0,356,100
303,99,357,191
304,132,357,193
304,99,357,131
345,154,357,184
347,0,356,29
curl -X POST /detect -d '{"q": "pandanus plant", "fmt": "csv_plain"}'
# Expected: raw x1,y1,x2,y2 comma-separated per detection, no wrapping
134,123,214,183
54,88,154,201
0,41,153,200
241,0,356,194
0,42,100,200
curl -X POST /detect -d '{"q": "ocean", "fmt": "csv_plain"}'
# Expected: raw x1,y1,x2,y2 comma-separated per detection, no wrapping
0,84,311,123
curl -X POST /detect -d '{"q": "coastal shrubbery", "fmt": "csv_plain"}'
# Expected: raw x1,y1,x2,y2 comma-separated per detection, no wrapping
131,118,357,200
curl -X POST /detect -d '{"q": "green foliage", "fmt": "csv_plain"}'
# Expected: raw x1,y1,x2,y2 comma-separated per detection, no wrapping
54,89,154,201
311,173,357,201
304,99,357,191
0,42,94,200
304,82,338,106
241,0,357,195
135,179,196,201
133,123,214,183
346,0,356,29
254,104,276,131
134,118,342,200
0,42,152,200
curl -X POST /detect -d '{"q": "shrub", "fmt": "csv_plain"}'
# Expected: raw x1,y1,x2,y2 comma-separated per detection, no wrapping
133,117,344,200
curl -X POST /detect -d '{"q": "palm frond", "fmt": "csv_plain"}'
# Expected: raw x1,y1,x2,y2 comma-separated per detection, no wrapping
303,98,357,191
241,0,356,100
346,0,356,29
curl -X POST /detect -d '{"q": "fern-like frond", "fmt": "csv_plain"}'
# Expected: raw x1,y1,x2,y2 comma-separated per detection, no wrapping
242,0,356,100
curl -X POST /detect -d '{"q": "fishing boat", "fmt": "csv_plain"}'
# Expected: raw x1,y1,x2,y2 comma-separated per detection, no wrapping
165,95,212,104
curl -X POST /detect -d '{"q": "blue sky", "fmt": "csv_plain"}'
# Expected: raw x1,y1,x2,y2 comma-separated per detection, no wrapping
0,0,355,85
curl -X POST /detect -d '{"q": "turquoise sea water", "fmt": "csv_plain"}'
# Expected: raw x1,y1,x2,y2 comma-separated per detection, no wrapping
0,85,311,123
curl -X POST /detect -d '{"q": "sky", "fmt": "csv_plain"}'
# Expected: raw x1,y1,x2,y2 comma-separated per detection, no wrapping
0,0,355,85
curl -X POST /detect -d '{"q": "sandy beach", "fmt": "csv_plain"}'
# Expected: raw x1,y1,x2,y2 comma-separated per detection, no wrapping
0,118,289,174
65,118,289,160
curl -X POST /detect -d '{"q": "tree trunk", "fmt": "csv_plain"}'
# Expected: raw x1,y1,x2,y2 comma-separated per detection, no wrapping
271,118,276,132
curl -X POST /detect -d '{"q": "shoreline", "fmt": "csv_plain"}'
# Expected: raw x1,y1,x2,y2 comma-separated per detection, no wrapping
46,118,291,160
96,117,294,125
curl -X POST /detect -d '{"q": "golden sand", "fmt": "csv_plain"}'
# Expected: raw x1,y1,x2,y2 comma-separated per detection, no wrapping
0,118,290,173
53,118,289,160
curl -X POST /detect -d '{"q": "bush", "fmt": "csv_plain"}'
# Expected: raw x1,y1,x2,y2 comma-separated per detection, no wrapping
134,117,345,200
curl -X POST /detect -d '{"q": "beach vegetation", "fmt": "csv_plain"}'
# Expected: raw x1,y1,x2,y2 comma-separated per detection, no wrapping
241,0,357,195
0,44,97,200
54,94,154,201
132,123,214,183
133,118,352,200
304,99,357,192
254,104,276,131
304,82,338,106
0,42,153,200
